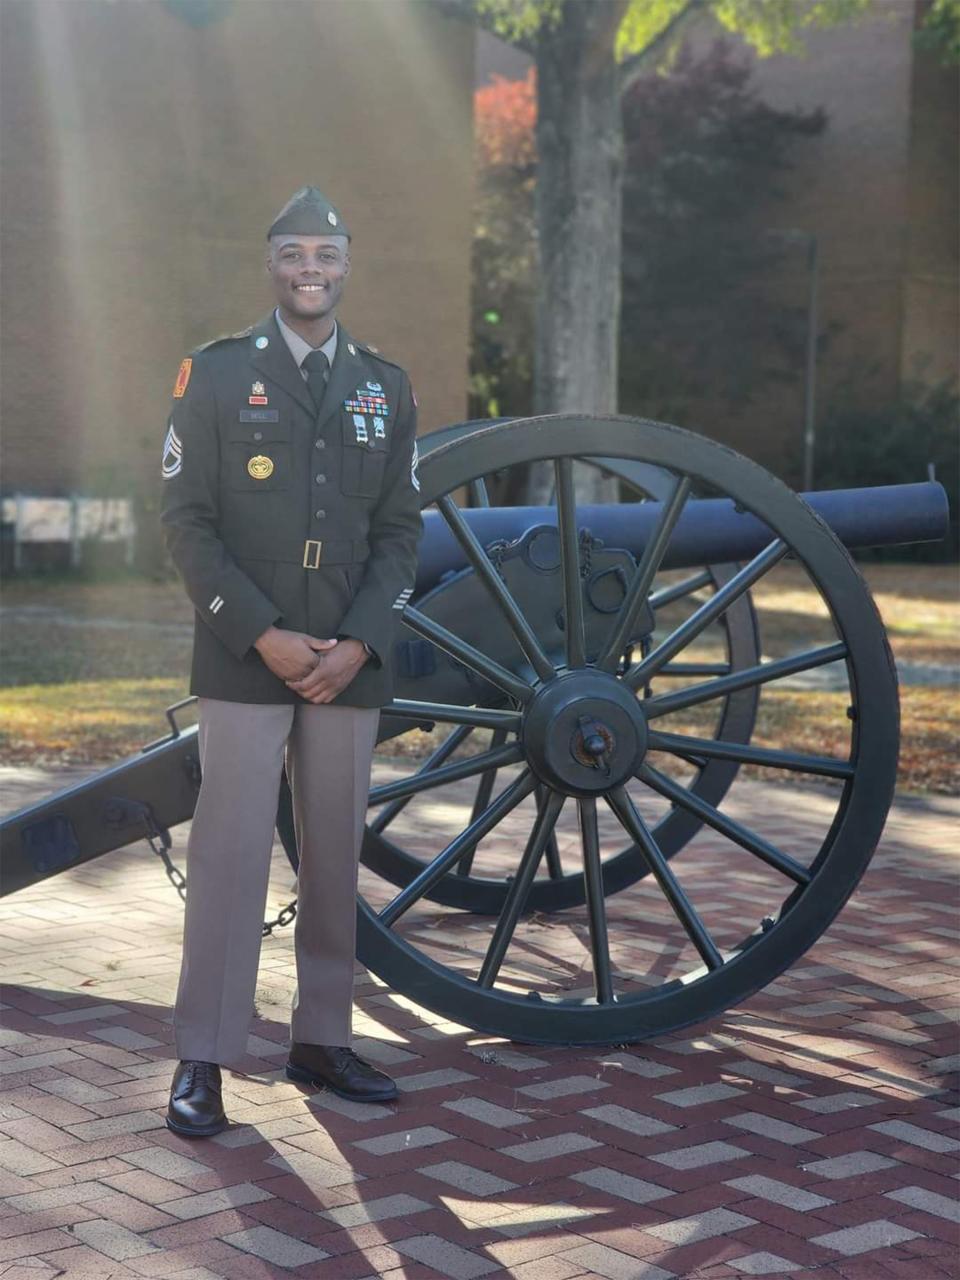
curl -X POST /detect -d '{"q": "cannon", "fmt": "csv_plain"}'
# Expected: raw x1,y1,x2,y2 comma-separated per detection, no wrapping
1,415,949,1046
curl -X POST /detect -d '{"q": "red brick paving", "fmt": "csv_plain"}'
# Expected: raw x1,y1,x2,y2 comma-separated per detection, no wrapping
0,770,957,1278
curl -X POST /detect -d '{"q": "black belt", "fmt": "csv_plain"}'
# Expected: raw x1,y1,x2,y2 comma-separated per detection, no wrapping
239,540,370,569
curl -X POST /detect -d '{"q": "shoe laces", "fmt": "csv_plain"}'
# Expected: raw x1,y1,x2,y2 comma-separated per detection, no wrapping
331,1046,362,1066
184,1060,218,1086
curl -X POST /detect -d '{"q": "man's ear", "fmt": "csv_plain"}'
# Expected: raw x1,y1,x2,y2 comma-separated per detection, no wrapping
343,251,351,278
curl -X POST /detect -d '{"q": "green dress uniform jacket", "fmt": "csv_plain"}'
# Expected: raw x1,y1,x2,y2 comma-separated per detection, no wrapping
160,313,422,706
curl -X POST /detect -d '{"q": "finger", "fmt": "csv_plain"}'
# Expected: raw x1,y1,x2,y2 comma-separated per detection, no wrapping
287,653,328,687
306,636,338,652
290,666,333,694
304,678,340,703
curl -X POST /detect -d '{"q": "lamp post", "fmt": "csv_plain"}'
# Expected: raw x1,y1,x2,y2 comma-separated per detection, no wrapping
767,229,820,491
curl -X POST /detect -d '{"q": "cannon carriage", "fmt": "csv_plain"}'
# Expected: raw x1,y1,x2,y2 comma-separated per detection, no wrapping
2,414,948,1045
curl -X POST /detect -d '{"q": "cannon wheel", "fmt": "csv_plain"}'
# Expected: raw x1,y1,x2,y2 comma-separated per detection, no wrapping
279,422,762,913
352,415,898,1044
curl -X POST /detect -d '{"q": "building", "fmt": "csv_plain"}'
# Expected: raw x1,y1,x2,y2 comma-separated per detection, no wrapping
477,1,958,479
0,0,474,563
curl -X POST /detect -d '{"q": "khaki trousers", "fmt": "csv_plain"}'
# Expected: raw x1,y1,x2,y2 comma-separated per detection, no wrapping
173,698,379,1065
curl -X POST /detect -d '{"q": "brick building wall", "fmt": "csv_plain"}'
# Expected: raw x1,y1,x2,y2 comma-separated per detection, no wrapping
473,3,957,479
0,0,474,498
732,0,958,475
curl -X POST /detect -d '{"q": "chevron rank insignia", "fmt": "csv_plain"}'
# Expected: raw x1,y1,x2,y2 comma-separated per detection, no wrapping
161,421,183,479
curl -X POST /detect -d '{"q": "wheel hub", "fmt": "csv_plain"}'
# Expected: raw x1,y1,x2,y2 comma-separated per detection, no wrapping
521,670,648,796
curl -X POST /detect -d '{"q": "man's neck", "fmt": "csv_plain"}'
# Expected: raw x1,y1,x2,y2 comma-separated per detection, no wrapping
276,309,336,350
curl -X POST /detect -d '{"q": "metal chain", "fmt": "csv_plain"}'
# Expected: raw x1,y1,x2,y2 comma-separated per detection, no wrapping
487,538,509,580
579,528,593,579
139,807,297,937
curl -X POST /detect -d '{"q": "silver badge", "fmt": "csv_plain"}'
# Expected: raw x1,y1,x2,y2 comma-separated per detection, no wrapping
373,417,385,438
353,414,368,444
328,211,337,226
255,336,269,349
367,381,382,392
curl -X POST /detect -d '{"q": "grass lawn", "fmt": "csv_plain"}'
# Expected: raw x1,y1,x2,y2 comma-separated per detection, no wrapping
1,562,956,794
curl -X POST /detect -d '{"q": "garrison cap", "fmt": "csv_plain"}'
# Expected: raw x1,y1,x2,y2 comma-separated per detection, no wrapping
267,187,350,240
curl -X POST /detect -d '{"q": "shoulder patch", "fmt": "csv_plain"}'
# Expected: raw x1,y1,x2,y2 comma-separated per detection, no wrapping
172,358,192,398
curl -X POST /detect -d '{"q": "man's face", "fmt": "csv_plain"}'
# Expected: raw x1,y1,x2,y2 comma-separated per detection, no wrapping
267,235,350,322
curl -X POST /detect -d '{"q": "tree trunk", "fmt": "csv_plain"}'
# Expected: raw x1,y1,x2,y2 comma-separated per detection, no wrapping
531,0,624,503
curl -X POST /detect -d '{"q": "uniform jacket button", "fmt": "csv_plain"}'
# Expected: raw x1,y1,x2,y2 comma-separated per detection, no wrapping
315,474,326,484
315,509,325,520
253,431,263,441
315,439,325,449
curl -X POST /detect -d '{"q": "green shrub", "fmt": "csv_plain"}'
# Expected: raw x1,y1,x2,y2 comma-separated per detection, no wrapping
811,382,959,560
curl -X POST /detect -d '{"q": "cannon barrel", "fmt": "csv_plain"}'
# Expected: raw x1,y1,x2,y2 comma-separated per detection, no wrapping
415,482,948,589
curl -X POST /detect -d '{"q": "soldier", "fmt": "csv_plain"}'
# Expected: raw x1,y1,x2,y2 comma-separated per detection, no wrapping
160,187,422,1137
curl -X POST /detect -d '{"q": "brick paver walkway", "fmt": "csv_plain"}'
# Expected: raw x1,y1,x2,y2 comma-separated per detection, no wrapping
1,766,957,1279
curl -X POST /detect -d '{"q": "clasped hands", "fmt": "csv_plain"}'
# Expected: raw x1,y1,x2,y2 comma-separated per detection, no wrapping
254,625,368,703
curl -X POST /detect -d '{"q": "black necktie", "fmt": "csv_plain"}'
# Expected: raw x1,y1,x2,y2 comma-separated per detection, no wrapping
302,349,330,412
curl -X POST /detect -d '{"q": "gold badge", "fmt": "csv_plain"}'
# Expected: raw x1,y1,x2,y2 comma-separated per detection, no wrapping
247,454,274,480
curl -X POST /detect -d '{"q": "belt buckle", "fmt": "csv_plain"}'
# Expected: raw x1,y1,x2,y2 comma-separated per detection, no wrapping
303,539,323,569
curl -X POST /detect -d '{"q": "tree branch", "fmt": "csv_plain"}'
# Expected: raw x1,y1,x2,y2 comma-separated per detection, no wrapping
618,0,708,94
434,0,539,55
584,0,631,78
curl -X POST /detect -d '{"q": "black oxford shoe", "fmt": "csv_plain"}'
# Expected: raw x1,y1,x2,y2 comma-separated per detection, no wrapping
166,1060,227,1137
286,1042,398,1102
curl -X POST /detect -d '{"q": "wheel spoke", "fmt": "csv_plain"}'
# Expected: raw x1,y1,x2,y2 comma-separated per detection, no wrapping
456,728,508,875
535,785,564,879
648,569,713,610
555,458,587,669
577,798,615,1001
626,539,788,690
597,476,691,672
478,790,565,987
383,699,522,730
369,724,473,834
369,740,523,807
643,642,848,721
637,762,812,885
379,770,536,926
402,606,533,703
657,662,732,678
544,829,564,879
437,494,555,682
468,476,491,508
648,730,854,780
606,787,723,971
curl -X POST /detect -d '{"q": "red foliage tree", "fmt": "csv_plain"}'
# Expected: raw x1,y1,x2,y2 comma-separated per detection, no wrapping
475,69,536,170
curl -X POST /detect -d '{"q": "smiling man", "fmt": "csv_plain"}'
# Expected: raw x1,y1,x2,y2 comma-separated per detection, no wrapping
159,187,422,1137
